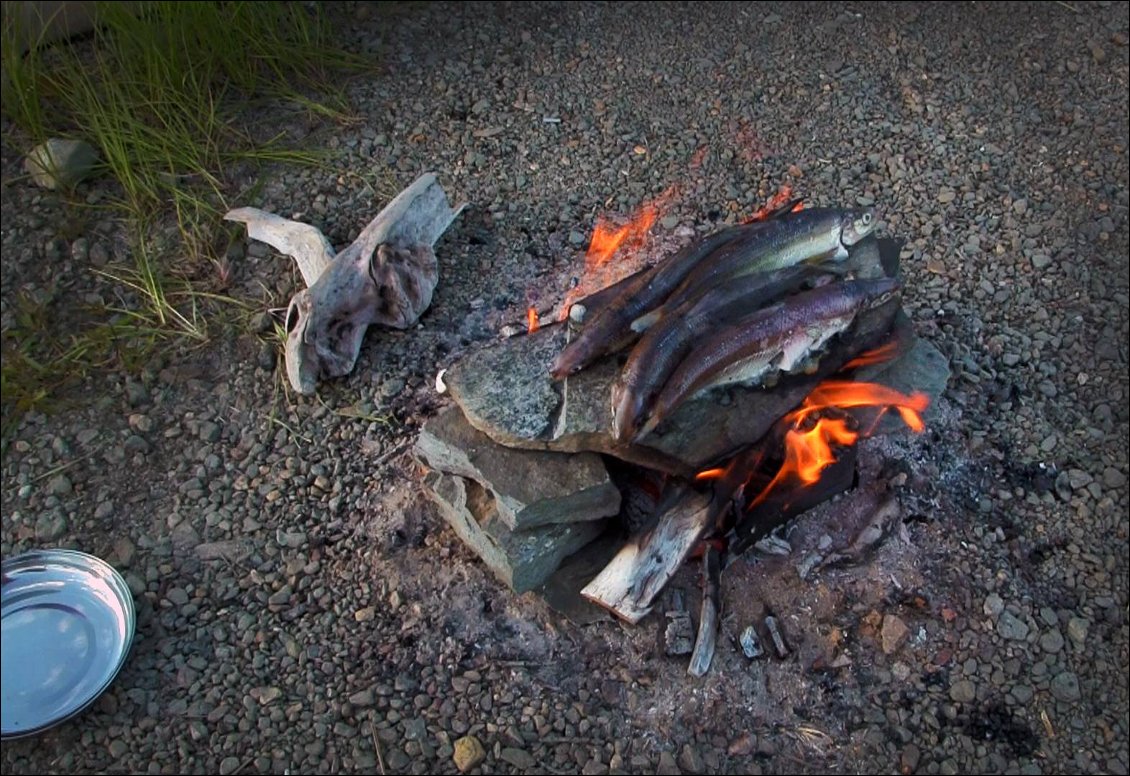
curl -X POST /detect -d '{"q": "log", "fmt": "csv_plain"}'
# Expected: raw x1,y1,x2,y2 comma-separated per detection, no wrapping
580,483,719,624
226,173,466,394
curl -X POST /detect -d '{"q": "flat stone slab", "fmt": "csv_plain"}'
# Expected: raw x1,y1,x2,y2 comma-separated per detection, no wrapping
446,301,901,475
423,470,607,594
445,236,907,474
415,405,620,530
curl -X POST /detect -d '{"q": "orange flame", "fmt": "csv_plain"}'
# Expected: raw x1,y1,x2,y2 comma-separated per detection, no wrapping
742,185,804,224
843,341,900,370
795,380,929,434
750,381,929,508
527,306,540,333
694,467,726,481
559,185,678,320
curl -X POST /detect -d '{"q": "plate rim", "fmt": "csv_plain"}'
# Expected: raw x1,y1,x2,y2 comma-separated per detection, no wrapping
1,548,136,740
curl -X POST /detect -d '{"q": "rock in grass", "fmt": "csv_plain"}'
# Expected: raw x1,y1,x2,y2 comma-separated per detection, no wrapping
24,138,99,190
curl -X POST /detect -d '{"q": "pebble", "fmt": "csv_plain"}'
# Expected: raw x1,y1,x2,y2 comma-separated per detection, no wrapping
983,593,1004,618
997,612,1030,641
881,614,909,654
656,750,682,775
500,747,535,769
453,735,485,773
1066,617,1089,646
1101,467,1125,489
35,512,68,541
1050,672,1081,703
1039,629,1065,654
950,679,977,704
46,474,73,496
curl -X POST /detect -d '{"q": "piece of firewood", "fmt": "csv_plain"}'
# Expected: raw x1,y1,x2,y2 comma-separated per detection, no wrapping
580,484,719,624
687,544,721,677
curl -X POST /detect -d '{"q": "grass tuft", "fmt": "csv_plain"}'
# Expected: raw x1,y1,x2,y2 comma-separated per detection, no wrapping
0,1,377,433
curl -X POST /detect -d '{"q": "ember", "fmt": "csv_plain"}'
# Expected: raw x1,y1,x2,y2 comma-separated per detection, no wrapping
558,185,677,320
526,306,540,334
741,184,804,224
748,380,929,510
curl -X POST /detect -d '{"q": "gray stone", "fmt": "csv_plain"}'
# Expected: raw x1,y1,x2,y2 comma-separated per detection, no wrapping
1101,467,1126,489
500,747,536,769
1067,469,1093,490
1049,671,1081,702
656,751,682,775
677,744,704,774
414,405,620,529
983,593,1004,618
446,296,903,474
348,689,374,707
997,611,1029,641
46,474,73,496
1039,629,1065,654
35,511,68,541
1066,617,1089,645
949,679,976,703
219,756,241,775
24,138,99,189
423,470,606,594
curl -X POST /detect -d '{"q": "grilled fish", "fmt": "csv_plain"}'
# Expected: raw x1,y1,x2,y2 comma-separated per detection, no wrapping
635,277,901,441
630,207,875,334
549,199,805,380
610,264,831,442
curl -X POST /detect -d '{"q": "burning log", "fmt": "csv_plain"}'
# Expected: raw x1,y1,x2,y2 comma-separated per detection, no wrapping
226,173,465,394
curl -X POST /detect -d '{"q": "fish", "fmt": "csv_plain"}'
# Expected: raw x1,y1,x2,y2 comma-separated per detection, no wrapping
610,264,832,442
629,207,875,334
549,199,805,381
635,277,902,441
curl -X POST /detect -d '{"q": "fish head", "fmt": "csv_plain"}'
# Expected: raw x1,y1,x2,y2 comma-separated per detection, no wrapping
839,208,877,248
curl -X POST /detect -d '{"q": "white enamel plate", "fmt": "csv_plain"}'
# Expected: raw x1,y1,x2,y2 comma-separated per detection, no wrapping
1,549,136,739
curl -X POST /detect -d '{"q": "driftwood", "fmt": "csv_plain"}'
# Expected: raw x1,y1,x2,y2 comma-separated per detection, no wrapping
580,484,718,624
226,173,465,394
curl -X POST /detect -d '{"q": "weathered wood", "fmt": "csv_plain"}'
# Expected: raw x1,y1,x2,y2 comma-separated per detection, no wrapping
226,173,465,394
580,484,717,624
687,544,721,677
224,207,336,287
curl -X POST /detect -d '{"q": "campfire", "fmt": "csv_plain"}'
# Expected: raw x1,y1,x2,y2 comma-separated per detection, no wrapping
415,187,947,675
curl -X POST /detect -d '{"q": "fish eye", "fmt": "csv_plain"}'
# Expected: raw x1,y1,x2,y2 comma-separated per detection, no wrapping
861,212,873,225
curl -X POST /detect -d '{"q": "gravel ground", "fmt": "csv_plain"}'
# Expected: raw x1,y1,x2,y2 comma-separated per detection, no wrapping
2,2,1127,774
